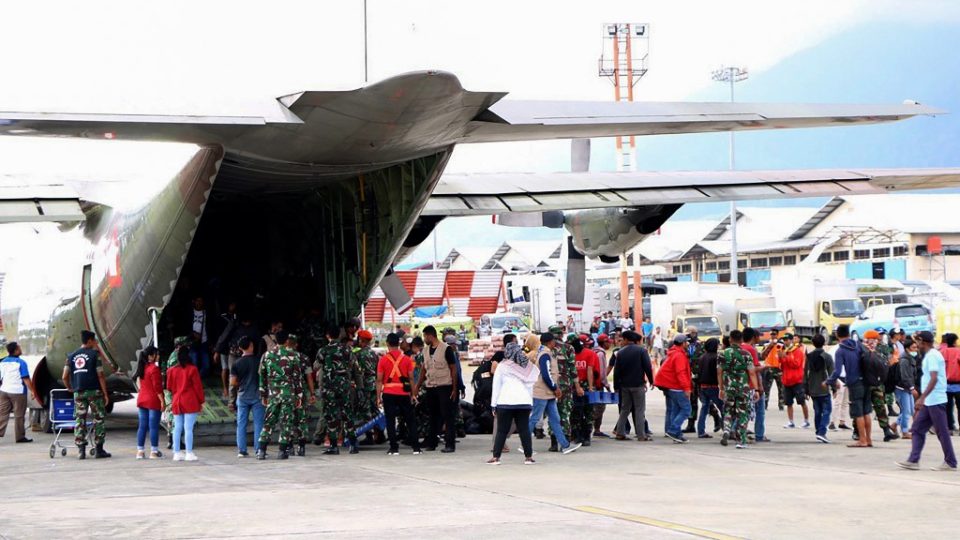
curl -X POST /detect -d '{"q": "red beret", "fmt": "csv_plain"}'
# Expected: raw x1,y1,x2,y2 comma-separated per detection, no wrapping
357,329,374,341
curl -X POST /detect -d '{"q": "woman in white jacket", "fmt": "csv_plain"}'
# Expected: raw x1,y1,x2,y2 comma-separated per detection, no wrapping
488,341,540,465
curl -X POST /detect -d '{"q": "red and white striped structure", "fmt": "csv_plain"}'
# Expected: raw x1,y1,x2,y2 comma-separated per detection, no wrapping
366,270,506,324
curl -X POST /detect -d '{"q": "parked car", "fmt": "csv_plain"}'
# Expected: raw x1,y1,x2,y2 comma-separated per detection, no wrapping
849,303,935,338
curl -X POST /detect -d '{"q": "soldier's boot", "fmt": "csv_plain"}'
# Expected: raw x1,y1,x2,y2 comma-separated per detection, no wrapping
548,435,559,453
349,438,360,455
534,427,545,440
682,419,696,434
257,445,268,460
313,435,325,446
887,404,898,417
94,444,111,459
883,426,900,442
323,445,340,455
78,444,87,460
278,444,290,460
297,441,306,457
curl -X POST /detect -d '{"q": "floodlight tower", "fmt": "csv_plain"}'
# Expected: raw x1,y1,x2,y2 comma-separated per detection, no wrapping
599,23,650,171
712,66,749,285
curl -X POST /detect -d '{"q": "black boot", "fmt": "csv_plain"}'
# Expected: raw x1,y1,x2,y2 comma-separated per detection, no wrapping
257,445,268,460
349,439,360,454
297,442,306,457
682,420,696,434
887,404,897,417
278,444,289,460
94,444,111,459
313,435,325,446
534,427,545,440
548,435,559,452
883,426,900,442
78,444,86,460
323,445,340,455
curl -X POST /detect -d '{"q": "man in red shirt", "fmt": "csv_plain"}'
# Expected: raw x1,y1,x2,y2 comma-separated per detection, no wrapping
377,333,422,455
570,335,600,445
781,333,810,429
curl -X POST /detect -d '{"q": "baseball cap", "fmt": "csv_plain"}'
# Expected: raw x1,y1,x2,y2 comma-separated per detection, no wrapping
874,327,887,335
673,334,689,346
597,334,610,344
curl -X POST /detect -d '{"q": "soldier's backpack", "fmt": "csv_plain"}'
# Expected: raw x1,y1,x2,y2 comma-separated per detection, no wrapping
860,346,888,387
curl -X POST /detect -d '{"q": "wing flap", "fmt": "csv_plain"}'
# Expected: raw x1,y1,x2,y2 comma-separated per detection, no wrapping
425,168,960,216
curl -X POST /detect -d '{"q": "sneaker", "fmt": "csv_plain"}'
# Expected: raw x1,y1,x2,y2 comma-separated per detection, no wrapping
896,460,920,470
561,442,582,455
816,435,831,444
411,450,423,455
784,422,796,429
173,452,184,462
720,431,730,447
838,423,851,430
136,450,145,460
698,433,713,439
755,437,772,443
387,449,400,456
594,431,611,438
802,421,811,429
184,452,198,462
149,450,163,460
829,422,837,431
735,443,747,449
486,457,501,466
931,462,958,472
238,451,249,458
666,432,684,443
524,458,536,465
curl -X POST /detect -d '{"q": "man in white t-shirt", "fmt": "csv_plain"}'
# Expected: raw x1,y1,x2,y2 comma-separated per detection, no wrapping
0,342,41,443
190,295,211,376
897,331,957,471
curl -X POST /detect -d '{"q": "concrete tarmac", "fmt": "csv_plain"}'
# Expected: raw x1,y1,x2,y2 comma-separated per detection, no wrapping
1,393,958,540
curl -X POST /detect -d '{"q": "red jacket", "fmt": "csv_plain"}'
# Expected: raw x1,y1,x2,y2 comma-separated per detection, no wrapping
166,364,205,415
781,346,805,386
654,345,692,392
944,347,960,383
136,362,164,411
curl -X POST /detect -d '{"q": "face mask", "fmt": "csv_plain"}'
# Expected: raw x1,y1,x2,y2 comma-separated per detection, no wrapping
909,351,918,357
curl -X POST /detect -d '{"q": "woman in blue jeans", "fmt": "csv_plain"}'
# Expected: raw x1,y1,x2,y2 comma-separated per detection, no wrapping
893,338,919,438
134,346,164,459
166,348,205,461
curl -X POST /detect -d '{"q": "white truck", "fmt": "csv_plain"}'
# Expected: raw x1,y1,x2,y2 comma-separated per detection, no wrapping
507,274,600,333
770,276,863,340
734,296,792,342
649,297,723,340
646,282,767,338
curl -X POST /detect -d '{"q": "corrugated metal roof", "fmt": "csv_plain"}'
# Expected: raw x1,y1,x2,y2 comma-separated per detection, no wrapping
788,197,845,240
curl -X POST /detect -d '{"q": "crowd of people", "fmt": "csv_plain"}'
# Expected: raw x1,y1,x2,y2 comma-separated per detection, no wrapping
4,307,958,471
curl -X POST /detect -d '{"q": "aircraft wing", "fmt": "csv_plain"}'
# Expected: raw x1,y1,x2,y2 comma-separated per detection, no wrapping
463,101,943,143
423,168,960,216
0,183,85,223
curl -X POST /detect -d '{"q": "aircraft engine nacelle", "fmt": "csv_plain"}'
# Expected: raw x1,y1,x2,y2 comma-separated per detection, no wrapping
566,204,681,259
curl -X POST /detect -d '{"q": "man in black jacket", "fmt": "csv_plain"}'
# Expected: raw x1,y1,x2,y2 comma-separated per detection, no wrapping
613,331,654,441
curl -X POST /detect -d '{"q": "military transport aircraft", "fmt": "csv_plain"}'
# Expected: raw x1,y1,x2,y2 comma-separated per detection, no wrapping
2,70,960,409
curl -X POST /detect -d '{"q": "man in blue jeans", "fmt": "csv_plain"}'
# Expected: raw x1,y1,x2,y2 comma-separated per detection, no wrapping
230,336,265,458
741,328,769,442
528,333,582,455
654,334,693,443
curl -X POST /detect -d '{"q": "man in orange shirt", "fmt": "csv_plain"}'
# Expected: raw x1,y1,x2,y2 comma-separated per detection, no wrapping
376,333,422,455
781,334,810,429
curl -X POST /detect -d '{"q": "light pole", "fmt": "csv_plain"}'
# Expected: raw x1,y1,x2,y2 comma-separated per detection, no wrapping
712,66,748,285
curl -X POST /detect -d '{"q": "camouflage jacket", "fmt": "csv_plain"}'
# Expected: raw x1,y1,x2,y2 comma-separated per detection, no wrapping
319,343,357,391
719,347,751,391
259,345,304,401
555,343,578,391
687,339,704,380
356,346,379,388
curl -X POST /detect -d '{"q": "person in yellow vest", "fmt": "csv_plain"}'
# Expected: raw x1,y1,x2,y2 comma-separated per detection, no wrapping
415,326,459,453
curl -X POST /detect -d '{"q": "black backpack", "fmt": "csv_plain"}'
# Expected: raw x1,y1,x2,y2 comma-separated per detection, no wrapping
860,346,888,387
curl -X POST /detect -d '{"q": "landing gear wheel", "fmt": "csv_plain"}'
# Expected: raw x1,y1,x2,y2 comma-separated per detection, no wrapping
49,445,56,459
89,447,97,457
61,448,67,457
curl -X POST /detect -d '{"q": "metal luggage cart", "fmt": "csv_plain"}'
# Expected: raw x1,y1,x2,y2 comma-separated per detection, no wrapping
48,389,95,458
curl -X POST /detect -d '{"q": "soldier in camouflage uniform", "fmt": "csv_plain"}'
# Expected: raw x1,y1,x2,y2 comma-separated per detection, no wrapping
321,326,360,455
410,337,430,442
298,308,326,364
719,330,756,448
355,330,382,444
312,326,339,445
257,331,304,460
284,334,316,456
546,325,581,451
684,328,705,433
865,330,899,442
63,330,113,459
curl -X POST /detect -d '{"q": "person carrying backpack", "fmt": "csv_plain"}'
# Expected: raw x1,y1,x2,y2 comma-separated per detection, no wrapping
805,335,834,443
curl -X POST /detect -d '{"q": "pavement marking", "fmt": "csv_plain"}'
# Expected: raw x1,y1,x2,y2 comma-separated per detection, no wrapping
574,506,744,540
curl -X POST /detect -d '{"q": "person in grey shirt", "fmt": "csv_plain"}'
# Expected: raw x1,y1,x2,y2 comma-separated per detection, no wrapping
230,336,264,458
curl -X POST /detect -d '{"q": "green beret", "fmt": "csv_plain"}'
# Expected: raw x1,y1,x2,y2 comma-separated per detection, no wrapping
174,336,192,347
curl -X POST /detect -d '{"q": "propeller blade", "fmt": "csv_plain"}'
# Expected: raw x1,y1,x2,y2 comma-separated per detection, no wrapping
492,211,564,228
380,268,413,315
566,236,586,311
571,139,591,173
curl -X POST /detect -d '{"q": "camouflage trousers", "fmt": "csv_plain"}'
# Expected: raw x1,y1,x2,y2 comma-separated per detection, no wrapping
549,391,573,440
291,404,309,444
259,397,297,447
722,390,751,443
324,391,356,442
355,384,379,431
74,390,106,446
870,386,889,429
763,369,785,409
